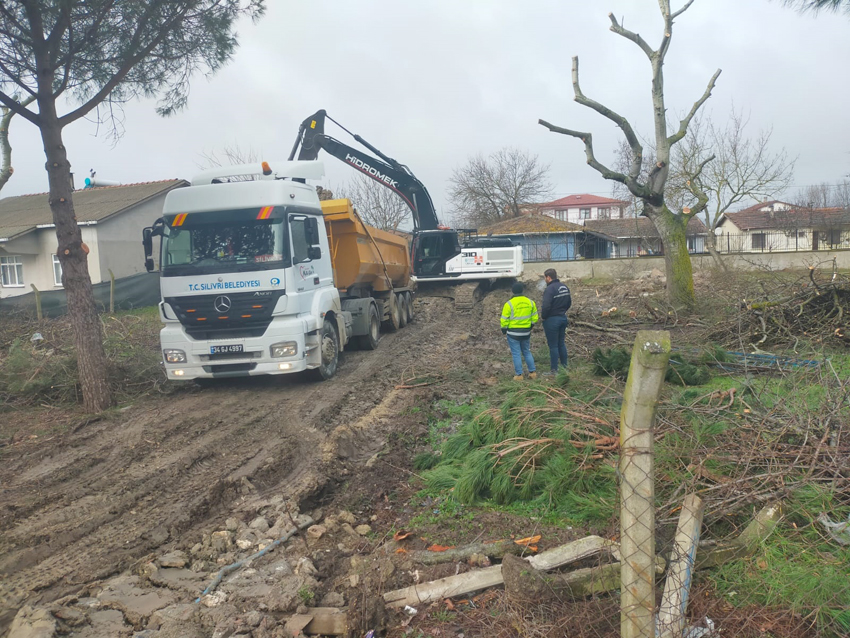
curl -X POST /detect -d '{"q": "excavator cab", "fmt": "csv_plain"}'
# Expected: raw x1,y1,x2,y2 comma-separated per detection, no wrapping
411,230,462,277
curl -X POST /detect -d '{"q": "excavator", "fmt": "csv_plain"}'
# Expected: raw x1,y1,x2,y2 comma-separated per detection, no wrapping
288,110,523,293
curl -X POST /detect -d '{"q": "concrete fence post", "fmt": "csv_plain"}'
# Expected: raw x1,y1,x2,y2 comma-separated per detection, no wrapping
620,330,670,638
30,283,42,320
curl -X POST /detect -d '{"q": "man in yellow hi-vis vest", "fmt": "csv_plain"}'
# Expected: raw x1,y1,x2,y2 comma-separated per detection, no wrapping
500,282,538,380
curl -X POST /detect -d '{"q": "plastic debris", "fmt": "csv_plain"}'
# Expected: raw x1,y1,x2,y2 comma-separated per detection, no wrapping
403,605,418,616
818,512,850,546
30,332,44,342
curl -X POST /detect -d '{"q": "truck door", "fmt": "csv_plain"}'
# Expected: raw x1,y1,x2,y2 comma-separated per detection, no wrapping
290,214,330,293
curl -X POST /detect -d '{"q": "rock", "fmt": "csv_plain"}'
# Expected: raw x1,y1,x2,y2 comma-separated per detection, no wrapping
225,518,241,532
349,574,360,587
190,543,203,556
158,551,189,569
201,591,228,608
97,577,178,627
306,524,326,540
263,574,320,613
138,561,159,581
260,559,293,579
236,528,259,544
249,517,270,533
8,605,57,638
147,604,197,630
354,524,372,536
52,607,87,627
210,531,231,553
76,610,131,637
294,557,318,577
340,523,359,538
320,592,345,607
257,538,274,551
293,513,313,527
236,539,254,550
244,610,263,627
337,510,356,525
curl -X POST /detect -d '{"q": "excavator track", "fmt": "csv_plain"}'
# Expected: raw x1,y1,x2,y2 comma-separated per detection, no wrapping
453,282,484,310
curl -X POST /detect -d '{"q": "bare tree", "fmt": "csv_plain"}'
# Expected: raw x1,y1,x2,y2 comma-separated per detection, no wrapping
0,1,264,412
336,174,410,231
676,108,795,267
0,95,35,192
196,144,260,181
540,1,721,309
448,148,553,228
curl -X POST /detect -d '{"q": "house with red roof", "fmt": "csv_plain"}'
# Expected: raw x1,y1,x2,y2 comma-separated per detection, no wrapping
538,194,630,225
716,200,850,252
0,179,187,299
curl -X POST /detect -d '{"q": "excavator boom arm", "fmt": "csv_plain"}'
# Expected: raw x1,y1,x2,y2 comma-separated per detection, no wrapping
290,110,441,231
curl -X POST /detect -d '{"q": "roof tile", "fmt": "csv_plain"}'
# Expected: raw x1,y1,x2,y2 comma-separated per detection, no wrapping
0,180,187,241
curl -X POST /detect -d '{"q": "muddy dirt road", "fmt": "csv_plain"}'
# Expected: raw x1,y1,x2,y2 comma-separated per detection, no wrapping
0,297,480,635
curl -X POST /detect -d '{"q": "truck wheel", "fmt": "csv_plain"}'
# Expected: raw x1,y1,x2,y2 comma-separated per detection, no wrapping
397,293,408,328
404,292,414,323
382,294,401,332
310,319,339,380
356,303,380,350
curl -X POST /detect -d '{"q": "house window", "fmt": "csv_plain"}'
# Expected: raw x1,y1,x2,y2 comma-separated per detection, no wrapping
580,208,591,219
556,210,566,221
53,254,63,287
598,207,610,219
0,255,24,287
751,233,766,250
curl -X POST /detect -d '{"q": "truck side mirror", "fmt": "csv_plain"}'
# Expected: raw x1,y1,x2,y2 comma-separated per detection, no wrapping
307,246,322,260
307,217,320,245
142,227,155,271
145,257,155,272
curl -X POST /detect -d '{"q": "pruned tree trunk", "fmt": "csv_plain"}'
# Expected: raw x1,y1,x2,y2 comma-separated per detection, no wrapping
703,230,729,271
647,207,695,308
39,109,112,412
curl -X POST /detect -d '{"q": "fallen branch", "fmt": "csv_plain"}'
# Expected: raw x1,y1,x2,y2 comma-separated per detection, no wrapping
405,538,539,566
574,320,630,334
502,553,666,602
383,535,614,608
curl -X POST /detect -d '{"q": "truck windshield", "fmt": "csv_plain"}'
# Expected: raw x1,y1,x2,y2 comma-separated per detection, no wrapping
161,207,289,277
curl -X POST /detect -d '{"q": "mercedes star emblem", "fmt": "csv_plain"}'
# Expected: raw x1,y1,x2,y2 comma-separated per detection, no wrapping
214,295,232,313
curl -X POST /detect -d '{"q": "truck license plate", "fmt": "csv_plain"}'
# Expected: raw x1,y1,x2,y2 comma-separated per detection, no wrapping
210,344,243,355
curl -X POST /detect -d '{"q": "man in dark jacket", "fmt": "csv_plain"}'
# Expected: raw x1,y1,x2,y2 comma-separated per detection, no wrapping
540,268,571,374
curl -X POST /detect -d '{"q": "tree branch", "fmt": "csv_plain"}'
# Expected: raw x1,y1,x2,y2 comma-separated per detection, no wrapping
0,89,39,125
539,119,629,184
667,68,722,147
570,56,645,180
608,13,653,59
672,0,698,19
682,154,715,218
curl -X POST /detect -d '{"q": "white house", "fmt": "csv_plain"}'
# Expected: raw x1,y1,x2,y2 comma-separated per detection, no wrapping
0,180,187,298
537,194,630,225
716,201,850,253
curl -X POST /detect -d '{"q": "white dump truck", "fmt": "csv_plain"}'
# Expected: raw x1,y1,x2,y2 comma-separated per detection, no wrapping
142,161,415,382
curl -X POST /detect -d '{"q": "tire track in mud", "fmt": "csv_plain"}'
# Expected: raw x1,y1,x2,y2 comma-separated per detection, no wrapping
0,310,450,634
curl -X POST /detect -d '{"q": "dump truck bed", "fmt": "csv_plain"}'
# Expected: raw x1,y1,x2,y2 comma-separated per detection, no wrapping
321,199,411,293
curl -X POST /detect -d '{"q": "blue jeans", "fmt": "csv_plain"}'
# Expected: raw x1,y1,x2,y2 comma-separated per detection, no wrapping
543,315,568,372
507,335,535,376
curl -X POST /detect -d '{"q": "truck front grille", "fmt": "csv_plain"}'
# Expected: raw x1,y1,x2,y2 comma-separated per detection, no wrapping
166,291,284,340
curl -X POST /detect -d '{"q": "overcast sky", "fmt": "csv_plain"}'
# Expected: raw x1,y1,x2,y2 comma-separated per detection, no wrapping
2,0,849,223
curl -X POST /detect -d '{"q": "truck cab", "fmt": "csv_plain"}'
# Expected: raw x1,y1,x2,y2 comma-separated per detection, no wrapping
144,162,348,381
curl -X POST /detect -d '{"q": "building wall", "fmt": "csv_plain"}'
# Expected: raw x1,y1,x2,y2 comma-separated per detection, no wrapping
96,193,170,278
717,220,850,252
0,190,172,299
540,204,625,225
520,249,850,281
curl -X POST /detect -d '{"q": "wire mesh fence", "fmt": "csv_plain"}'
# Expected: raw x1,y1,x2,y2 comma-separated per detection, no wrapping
512,229,850,263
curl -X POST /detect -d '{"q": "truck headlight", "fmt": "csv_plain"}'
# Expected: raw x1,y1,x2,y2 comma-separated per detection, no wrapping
270,341,297,358
163,349,187,363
